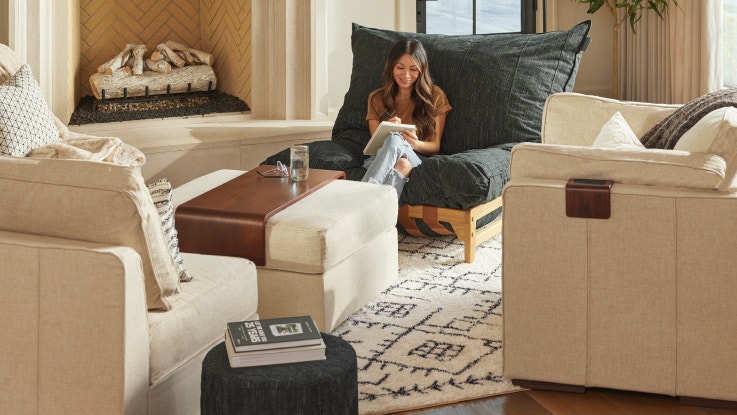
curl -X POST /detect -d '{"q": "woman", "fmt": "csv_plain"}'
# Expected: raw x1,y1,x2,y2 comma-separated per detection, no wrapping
361,39,452,199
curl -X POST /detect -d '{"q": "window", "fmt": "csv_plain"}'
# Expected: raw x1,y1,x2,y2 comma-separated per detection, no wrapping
726,0,737,87
416,0,537,35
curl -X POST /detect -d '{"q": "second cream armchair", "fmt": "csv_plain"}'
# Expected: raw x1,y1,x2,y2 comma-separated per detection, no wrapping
502,92,737,405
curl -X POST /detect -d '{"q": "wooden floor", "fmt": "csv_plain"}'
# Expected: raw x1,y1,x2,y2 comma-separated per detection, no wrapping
398,389,737,415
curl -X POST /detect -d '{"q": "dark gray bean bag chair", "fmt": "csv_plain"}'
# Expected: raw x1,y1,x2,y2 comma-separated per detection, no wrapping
264,21,591,234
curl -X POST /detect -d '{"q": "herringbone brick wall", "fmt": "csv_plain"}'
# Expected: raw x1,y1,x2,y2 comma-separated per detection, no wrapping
200,0,252,108
79,0,251,106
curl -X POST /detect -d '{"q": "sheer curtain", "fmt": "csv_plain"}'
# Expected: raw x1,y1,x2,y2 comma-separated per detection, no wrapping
619,0,723,104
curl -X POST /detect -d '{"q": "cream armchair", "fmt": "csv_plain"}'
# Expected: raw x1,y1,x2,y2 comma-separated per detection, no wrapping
1,43,258,415
0,158,259,415
502,92,737,405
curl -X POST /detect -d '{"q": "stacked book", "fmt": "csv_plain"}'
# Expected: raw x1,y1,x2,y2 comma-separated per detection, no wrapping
224,315,326,368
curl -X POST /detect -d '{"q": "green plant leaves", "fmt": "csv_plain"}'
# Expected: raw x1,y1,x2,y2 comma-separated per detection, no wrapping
573,0,679,34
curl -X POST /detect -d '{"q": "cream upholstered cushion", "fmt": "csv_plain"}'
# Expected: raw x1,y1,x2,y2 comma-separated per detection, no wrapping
591,111,645,150
509,142,726,190
0,156,181,310
265,179,398,273
674,106,737,191
147,252,257,386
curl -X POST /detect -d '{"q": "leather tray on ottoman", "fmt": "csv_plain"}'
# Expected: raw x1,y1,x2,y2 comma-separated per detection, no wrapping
172,169,399,331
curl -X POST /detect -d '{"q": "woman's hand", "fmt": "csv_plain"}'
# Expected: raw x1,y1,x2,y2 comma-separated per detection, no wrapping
398,129,421,150
388,116,420,149
404,112,447,156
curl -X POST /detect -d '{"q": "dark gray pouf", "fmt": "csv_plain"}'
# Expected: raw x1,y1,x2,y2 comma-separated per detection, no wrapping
201,333,358,415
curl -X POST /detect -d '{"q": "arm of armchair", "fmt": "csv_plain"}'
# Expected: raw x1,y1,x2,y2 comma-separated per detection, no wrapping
0,231,149,414
510,142,726,190
0,156,180,311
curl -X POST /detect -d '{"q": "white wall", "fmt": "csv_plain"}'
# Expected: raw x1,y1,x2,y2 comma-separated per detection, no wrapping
324,0,416,116
556,1,615,97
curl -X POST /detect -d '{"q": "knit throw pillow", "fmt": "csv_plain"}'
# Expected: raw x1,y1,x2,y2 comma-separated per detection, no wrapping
148,178,192,282
640,88,737,149
0,64,61,156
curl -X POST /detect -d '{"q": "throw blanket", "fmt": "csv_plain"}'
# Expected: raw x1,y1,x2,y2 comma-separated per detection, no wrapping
29,136,146,167
27,117,145,167
641,88,737,149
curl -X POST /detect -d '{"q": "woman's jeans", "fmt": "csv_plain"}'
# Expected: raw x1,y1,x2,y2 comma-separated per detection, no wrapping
361,132,423,199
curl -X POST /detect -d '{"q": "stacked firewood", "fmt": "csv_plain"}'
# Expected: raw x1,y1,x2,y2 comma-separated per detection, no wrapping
97,40,214,76
90,40,217,100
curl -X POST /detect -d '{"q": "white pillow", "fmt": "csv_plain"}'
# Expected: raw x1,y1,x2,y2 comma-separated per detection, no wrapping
591,111,645,150
0,64,61,156
674,107,737,159
674,106,737,191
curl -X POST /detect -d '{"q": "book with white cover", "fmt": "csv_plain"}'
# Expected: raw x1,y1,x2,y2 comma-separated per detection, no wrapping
363,121,417,156
224,330,326,368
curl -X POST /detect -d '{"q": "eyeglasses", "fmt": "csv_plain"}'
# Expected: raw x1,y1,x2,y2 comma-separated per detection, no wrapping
256,161,289,178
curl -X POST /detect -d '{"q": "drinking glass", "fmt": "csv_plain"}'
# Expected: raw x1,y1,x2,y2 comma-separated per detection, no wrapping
290,145,309,181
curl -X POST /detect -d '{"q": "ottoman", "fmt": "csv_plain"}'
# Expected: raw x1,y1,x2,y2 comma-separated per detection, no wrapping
173,169,399,331
201,333,358,415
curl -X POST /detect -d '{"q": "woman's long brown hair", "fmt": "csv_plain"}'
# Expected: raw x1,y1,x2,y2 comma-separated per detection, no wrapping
379,39,436,141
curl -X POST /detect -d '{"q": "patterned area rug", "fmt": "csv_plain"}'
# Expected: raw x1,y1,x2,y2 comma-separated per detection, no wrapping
330,233,520,415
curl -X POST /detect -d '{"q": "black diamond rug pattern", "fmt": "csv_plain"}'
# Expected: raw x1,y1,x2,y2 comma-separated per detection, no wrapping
331,234,520,414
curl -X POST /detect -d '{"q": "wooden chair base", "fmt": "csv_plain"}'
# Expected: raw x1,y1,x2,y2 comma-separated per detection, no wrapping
397,196,503,263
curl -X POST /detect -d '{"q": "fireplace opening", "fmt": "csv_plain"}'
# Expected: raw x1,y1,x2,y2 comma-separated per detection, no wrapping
70,37,251,125
70,1,253,126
